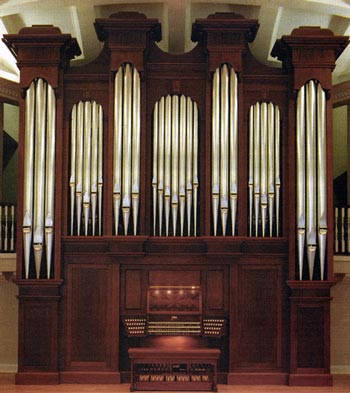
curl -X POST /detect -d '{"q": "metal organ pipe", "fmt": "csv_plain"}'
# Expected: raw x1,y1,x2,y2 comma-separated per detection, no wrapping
317,83,327,280
248,101,281,238
113,69,123,235
186,97,193,236
90,102,98,236
22,78,56,278
296,86,306,280
179,95,187,236
211,64,239,236
70,100,103,237
113,63,141,235
23,82,35,279
296,80,327,280
229,69,238,236
152,95,199,236
44,84,56,278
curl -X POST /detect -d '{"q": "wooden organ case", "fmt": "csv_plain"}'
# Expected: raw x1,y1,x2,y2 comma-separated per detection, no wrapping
3,12,349,387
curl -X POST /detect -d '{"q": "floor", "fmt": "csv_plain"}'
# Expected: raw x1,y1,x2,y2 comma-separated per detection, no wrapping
1,374,350,393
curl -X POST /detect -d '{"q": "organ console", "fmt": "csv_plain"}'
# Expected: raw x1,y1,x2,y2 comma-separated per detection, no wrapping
3,11,349,388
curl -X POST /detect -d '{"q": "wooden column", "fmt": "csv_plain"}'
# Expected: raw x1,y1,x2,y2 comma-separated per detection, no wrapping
272,27,349,386
3,26,80,384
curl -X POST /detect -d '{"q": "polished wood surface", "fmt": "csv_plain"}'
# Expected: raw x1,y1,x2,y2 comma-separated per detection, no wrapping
1,374,350,392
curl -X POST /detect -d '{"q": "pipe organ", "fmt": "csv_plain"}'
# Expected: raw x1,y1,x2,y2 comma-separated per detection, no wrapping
3,13,348,388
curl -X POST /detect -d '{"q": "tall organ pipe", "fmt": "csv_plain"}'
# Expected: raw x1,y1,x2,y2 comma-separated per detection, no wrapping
172,96,179,236
317,83,327,280
158,97,165,236
75,102,84,236
306,81,317,279
153,94,198,236
275,107,281,237
179,95,187,236
152,102,159,236
33,79,46,277
90,102,98,236
83,101,92,236
98,105,103,236
230,69,238,236
70,105,76,235
220,65,229,236
23,82,35,279
44,84,56,278
296,87,306,280
248,107,254,237
186,97,193,236
132,68,141,235
122,64,132,235
212,69,220,236
253,103,260,237
267,103,275,237
113,69,123,235
193,105,199,237
260,103,268,237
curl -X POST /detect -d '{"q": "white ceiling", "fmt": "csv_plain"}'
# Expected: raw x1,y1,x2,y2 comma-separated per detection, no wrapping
0,0,350,84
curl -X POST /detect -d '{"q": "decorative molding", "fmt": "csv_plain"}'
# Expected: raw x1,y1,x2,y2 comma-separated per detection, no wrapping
0,78,19,102
333,81,350,107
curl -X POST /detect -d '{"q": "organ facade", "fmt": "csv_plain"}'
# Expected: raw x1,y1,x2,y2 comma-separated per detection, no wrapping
3,12,348,388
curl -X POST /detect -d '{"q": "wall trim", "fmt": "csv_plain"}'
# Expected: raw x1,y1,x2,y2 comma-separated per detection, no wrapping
0,363,17,373
331,365,350,374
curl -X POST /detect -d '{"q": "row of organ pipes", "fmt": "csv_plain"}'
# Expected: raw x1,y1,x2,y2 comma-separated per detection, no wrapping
296,80,327,280
70,100,103,236
0,204,16,252
152,95,198,236
248,102,281,237
22,78,55,279
113,63,140,236
21,69,328,280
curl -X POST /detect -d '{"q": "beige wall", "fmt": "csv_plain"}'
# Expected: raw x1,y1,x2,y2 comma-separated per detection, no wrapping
331,279,350,374
0,278,18,372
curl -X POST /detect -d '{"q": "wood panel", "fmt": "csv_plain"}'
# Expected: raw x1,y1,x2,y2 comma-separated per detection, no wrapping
206,269,226,311
125,269,143,310
65,263,119,370
234,263,283,370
